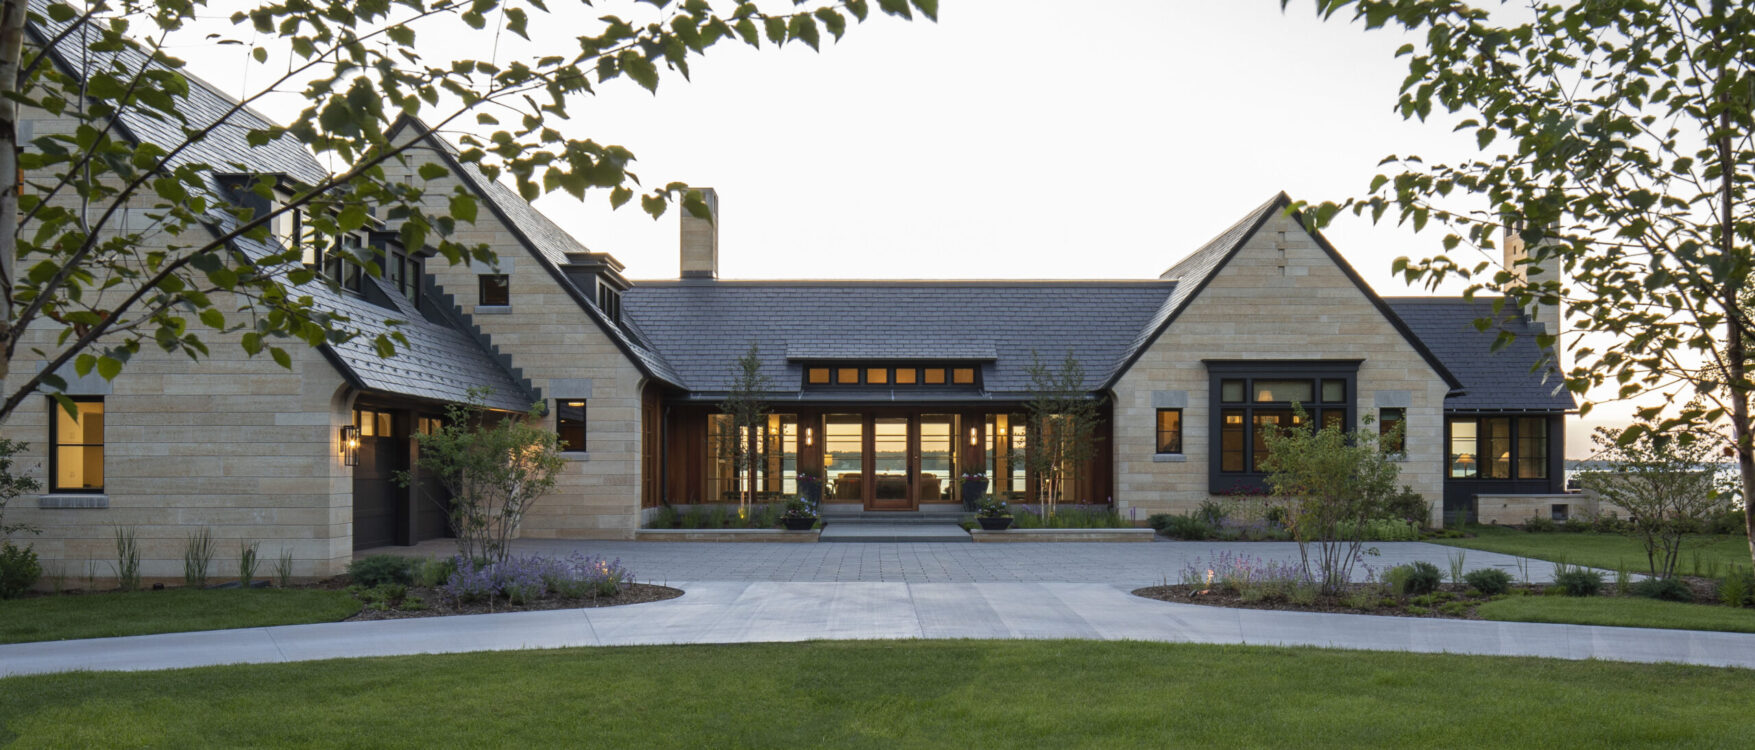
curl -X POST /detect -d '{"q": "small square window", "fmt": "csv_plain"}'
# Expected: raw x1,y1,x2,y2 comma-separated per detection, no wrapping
952,368,975,384
923,369,946,385
895,368,917,385
808,368,830,384
479,274,510,306
1321,379,1346,403
1220,379,1245,403
1551,503,1569,521
836,368,860,384
866,368,888,385
557,400,586,452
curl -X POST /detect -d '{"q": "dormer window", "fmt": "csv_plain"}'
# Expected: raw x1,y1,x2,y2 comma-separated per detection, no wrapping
597,282,621,321
802,362,983,389
325,233,365,294
273,206,312,265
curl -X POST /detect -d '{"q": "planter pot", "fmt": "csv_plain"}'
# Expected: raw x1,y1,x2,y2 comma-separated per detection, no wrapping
961,480,989,511
977,516,1014,531
781,517,817,531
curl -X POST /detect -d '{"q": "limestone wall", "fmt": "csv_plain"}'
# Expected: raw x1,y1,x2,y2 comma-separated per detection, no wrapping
1110,211,1451,526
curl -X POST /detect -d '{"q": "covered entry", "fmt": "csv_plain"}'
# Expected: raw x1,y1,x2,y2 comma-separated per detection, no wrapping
350,404,453,550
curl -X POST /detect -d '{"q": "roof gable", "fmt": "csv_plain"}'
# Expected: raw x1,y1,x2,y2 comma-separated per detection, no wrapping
1102,192,1462,392
385,116,683,388
1386,297,1576,412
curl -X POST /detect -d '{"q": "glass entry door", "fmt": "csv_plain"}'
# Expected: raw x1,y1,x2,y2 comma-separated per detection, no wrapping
918,414,959,504
871,417,913,509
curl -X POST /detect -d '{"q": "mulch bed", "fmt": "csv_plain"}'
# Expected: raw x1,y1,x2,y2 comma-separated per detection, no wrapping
1132,583,1497,620
345,583,684,622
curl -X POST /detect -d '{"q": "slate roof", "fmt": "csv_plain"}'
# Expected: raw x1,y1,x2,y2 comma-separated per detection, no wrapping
621,280,1176,396
385,117,684,388
29,10,532,411
1386,298,1576,412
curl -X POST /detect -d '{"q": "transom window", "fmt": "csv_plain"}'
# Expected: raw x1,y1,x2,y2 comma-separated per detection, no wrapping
802,363,983,388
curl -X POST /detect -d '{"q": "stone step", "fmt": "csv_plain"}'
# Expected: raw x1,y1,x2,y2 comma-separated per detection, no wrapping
820,511,970,525
817,522,971,543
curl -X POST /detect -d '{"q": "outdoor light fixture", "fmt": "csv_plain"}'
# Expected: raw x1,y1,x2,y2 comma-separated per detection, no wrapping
566,400,584,408
805,427,814,447
340,425,360,466
969,427,978,446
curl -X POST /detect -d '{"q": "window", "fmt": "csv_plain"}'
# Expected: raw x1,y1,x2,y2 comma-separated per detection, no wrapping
836,368,860,384
479,274,510,306
556,400,586,452
1517,417,1548,479
1483,417,1512,479
895,368,917,385
326,233,364,293
355,408,393,437
710,413,799,501
800,363,981,388
866,368,888,385
1551,503,1569,521
385,248,406,294
1206,362,1358,490
50,397,104,492
807,368,830,385
952,368,976,384
1155,409,1183,454
1448,418,1478,477
923,369,946,384
1379,408,1406,453
597,283,621,321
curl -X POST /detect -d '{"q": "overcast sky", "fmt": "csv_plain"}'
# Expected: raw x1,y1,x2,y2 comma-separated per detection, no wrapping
175,0,1630,455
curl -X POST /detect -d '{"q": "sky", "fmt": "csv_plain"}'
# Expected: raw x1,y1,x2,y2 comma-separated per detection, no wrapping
169,0,1633,456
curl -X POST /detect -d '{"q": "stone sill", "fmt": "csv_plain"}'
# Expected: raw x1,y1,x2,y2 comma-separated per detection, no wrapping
562,452,590,462
38,494,109,509
1151,453,1187,463
970,528,1155,543
474,305,512,315
635,528,820,543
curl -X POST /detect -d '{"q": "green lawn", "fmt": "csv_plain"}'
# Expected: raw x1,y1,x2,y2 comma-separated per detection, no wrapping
1433,524,1751,577
1478,595,1755,634
0,588,360,644
2,641,1751,748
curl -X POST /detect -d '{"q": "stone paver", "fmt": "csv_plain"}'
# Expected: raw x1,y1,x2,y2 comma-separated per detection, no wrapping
370,538,1573,586
6,582,1753,677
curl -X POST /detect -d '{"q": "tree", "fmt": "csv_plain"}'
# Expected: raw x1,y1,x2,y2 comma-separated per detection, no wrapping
1259,409,1410,595
0,0,936,423
0,436,40,538
1579,423,1735,579
1021,350,1102,517
1290,0,1755,570
717,342,769,518
400,390,564,564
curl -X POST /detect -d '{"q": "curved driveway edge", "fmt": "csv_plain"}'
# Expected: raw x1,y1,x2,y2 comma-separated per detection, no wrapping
4,582,1752,678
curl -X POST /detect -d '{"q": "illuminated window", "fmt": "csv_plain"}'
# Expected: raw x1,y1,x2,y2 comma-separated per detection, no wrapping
479,274,509,306
895,368,917,385
952,368,975,384
1155,409,1182,454
866,368,888,385
836,368,860,384
923,369,946,384
557,400,586,452
50,397,104,492
807,368,830,384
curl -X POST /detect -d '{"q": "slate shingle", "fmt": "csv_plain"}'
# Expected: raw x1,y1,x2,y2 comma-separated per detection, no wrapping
1385,298,1575,412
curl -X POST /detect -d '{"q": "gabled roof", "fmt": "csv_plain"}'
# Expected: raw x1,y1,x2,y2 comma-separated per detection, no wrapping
1386,298,1576,412
385,116,684,388
622,280,1176,396
28,10,532,411
1100,192,1464,393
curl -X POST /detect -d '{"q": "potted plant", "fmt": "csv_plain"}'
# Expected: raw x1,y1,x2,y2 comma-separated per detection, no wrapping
780,498,818,531
960,470,988,512
975,498,1013,531
798,471,823,507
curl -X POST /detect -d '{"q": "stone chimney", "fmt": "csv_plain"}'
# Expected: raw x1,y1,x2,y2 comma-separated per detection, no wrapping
1503,223,1564,360
679,187,719,280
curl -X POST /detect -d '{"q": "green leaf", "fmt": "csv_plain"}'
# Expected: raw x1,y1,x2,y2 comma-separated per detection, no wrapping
419,163,450,180
449,194,479,224
96,356,122,381
270,347,292,369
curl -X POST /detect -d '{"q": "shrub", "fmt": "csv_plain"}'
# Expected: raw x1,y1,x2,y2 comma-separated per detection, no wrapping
347,555,418,587
679,507,707,529
1385,561,1442,596
1383,486,1431,527
1523,516,1558,533
1719,569,1754,607
1707,508,1746,536
1559,518,1591,533
1341,518,1421,541
1631,576,1694,602
1152,514,1213,540
1553,568,1604,597
237,541,261,588
274,549,295,587
1463,568,1513,595
0,541,42,598
492,556,550,604
651,506,681,529
1180,550,1310,592
441,557,498,603
1194,500,1227,526
1591,515,1630,534
414,557,457,588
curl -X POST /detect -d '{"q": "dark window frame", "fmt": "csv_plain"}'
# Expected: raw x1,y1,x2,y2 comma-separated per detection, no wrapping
1155,408,1183,454
1447,414,1553,482
556,400,587,453
48,396,105,493
1204,360,1360,494
800,362,984,389
1379,407,1407,454
479,274,510,307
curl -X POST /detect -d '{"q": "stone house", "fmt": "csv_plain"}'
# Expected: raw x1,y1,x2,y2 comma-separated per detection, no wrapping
3,12,1573,581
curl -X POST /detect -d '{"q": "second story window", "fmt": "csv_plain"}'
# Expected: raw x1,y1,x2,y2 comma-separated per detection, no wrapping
480,274,510,307
802,363,983,389
597,283,621,321
325,233,365,294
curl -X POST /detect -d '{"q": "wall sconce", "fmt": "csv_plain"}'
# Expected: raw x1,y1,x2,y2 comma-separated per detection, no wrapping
805,427,814,447
969,427,978,446
340,425,360,466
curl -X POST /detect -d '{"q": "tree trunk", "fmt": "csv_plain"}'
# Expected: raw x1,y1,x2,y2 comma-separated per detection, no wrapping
1711,30,1755,574
0,0,25,386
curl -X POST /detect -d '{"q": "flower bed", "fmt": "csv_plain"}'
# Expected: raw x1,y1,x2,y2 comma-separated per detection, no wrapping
344,553,680,621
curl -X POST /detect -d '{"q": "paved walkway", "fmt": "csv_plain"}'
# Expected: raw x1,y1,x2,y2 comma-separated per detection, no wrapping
5,581,1752,677
370,538,1574,586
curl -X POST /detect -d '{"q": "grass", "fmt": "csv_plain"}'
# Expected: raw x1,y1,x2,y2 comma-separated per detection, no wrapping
0,588,361,644
1433,524,1750,577
1478,595,1755,634
1,641,1750,747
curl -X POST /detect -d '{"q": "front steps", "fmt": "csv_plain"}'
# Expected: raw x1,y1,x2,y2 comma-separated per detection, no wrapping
819,510,972,542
